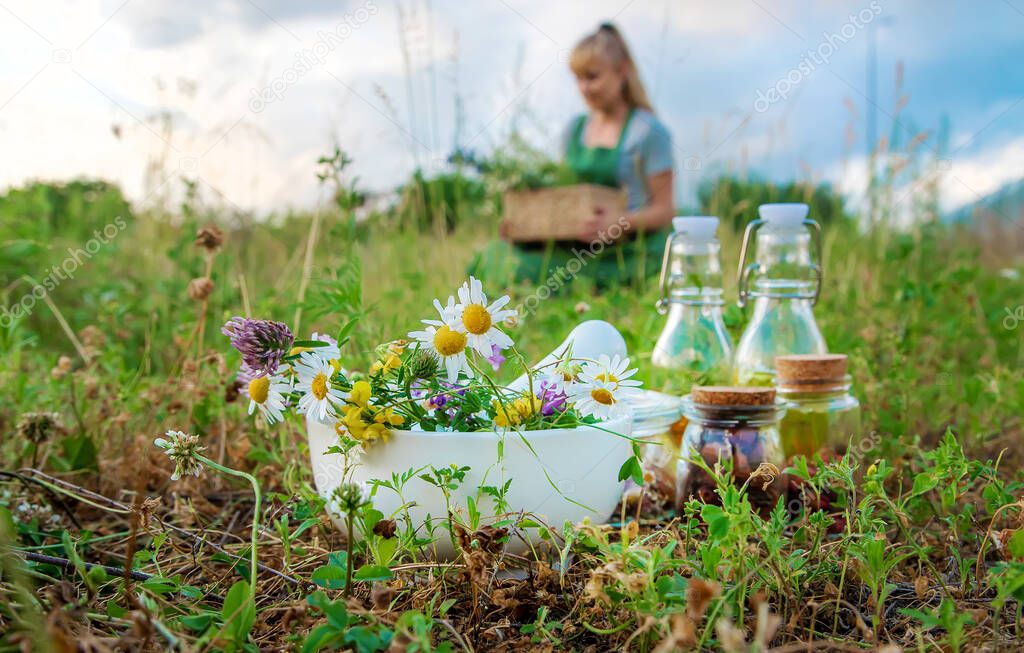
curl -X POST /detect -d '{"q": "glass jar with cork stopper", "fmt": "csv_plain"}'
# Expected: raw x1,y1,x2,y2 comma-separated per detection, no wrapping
775,354,861,458
675,386,787,517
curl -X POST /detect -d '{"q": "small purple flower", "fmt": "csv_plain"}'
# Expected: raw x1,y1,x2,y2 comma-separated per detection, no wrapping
222,317,294,375
440,380,468,397
537,379,567,416
426,393,449,410
487,344,506,372
410,380,428,400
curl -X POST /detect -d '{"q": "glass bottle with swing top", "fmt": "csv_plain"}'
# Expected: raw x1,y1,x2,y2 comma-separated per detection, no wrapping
733,203,827,386
652,216,733,385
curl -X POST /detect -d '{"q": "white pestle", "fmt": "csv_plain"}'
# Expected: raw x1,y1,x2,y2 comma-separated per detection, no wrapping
507,320,627,392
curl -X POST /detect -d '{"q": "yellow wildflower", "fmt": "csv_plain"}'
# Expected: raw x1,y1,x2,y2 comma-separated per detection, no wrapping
336,380,405,445
369,353,402,375
493,394,541,427
349,380,372,407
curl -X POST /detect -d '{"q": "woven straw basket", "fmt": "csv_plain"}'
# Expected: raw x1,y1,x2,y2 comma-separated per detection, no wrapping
503,184,626,242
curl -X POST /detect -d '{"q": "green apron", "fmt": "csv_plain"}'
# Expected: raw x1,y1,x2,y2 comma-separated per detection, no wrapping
469,110,668,289
565,111,633,188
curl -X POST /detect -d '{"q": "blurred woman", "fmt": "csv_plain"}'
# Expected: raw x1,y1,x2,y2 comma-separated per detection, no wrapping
562,22,674,243
474,22,675,288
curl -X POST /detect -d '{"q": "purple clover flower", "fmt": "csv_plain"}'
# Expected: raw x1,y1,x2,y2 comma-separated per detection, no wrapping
222,316,294,375
536,379,567,416
235,362,262,385
487,344,506,371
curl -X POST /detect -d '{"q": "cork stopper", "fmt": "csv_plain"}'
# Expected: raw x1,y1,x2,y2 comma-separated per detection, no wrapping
776,354,848,384
691,385,776,406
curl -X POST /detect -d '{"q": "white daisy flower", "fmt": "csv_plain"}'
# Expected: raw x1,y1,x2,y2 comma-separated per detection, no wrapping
565,354,643,420
452,276,516,356
245,366,291,425
308,331,341,362
293,352,347,423
408,298,473,383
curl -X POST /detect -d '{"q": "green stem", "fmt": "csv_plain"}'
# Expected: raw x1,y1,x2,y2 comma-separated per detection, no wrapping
197,455,261,603
344,515,355,598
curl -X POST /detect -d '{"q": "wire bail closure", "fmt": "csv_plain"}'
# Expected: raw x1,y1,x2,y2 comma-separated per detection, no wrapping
736,218,823,308
656,230,725,313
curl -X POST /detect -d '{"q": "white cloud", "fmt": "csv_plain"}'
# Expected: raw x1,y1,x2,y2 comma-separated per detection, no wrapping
943,136,1024,212
0,0,1020,217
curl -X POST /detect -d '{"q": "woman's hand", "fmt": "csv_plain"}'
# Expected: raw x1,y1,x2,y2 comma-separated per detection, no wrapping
577,205,623,243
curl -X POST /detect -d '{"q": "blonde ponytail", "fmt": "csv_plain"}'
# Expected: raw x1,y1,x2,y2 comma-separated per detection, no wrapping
569,22,653,112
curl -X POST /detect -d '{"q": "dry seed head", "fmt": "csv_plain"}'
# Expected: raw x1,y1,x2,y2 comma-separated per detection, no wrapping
187,277,215,301
195,225,224,252
16,412,65,444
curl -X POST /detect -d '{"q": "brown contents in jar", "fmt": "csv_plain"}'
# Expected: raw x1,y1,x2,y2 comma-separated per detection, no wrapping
678,426,783,517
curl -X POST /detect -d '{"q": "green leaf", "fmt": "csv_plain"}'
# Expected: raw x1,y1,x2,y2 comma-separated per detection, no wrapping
655,574,689,602
1009,530,1024,560
141,576,179,595
377,536,399,564
307,591,349,630
106,600,128,620
910,472,938,497
86,565,109,586
617,456,643,485
56,434,99,471
293,339,331,348
179,613,215,632
302,624,340,653
221,581,256,644
311,564,347,589
354,564,393,582
0,506,15,537
360,507,384,534
345,625,392,652
701,504,730,539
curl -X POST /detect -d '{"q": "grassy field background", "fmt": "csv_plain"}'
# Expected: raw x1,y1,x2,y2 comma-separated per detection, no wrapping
1,149,1024,650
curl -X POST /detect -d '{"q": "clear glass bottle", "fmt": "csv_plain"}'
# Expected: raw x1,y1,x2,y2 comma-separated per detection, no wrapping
733,203,827,386
776,354,861,458
675,386,787,517
652,216,733,387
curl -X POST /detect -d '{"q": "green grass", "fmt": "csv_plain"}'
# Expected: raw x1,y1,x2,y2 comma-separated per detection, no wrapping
1,175,1023,651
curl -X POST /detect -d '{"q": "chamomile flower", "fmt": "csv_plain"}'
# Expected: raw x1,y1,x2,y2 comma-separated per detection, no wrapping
408,298,472,382
290,332,342,374
309,332,342,362
565,354,642,420
453,276,516,356
294,352,347,423
245,366,291,425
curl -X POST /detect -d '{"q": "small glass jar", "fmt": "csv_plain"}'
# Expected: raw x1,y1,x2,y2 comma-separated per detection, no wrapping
676,386,787,517
776,354,861,458
623,391,686,514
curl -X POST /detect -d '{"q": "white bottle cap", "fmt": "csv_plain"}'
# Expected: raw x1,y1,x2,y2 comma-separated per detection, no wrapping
758,203,809,229
672,216,719,242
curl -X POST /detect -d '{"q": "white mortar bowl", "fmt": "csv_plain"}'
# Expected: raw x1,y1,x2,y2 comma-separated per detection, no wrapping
307,415,632,558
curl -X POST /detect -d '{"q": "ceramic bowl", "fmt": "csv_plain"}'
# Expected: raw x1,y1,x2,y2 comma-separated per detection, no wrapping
307,415,632,558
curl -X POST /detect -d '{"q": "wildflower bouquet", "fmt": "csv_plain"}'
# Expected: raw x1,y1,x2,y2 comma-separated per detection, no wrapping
224,277,642,446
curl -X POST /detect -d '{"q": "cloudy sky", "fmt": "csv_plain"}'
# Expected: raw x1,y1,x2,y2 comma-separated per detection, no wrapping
1,0,1022,215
